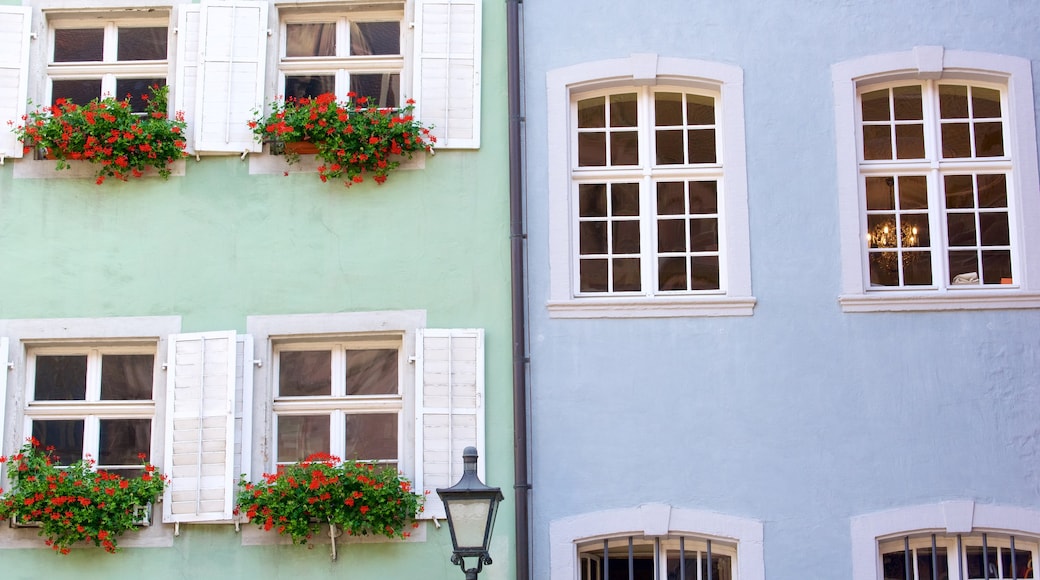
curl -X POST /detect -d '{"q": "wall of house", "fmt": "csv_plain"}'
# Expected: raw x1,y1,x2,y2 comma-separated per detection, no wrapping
0,0,515,578
523,1,1040,579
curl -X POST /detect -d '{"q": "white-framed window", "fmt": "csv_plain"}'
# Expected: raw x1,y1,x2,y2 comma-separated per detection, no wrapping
832,47,1040,312
549,504,764,580
277,8,403,108
546,54,755,318
45,13,172,112
851,501,1040,580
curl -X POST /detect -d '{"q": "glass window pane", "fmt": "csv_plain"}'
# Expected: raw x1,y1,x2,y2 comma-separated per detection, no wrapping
658,257,687,291
285,75,335,100
344,413,397,461
862,89,890,122
688,129,716,163
949,251,980,284
978,174,1008,208
279,350,331,396
939,85,969,119
972,87,1002,118
98,418,151,466
345,349,398,395
286,23,336,57
915,547,948,580
947,213,977,247
866,177,895,211
690,256,720,290
577,97,605,128
863,125,892,160
609,93,637,127
657,219,686,253
941,123,972,158
613,221,640,254
895,124,925,159
974,122,1004,157
656,130,684,165
54,28,104,62
981,250,1012,284
902,215,930,248
578,133,606,166
611,183,640,216
101,354,154,400
611,131,639,165
579,259,608,292
870,253,899,286
579,183,607,217
117,27,167,61
898,176,928,210
979,213,1010,246
892,85,923,120
656,181,685,215
612,258,641,291
277,415,330,463
945,175,975,209
655,92,683,126
579,222,607,254
350,73,400,108
351,22,399,55
903,252,933,285
52,79,102,106
690,218,719,251
868,215,898,249
690,181,718,213
687,94,715,125
116,78,166,113
32,420,84,465
35,355,87,400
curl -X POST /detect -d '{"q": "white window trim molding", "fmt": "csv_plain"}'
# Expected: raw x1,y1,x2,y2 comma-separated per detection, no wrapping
0,315,181,550
832,46,1040,312
545,53,755,318
851,500,1040,580
549,503,764,580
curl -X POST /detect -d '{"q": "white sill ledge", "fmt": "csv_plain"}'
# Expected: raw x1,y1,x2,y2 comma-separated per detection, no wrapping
239,519,428,546
248,148,426,176
547,296,756,318
13,157,186,180
839,291,1040,312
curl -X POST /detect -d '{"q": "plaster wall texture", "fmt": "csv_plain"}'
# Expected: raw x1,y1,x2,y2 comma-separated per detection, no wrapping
523,1,1040,579
0,1,514,578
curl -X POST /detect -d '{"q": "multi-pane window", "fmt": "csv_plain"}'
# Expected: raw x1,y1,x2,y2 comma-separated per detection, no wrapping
572,86,724,296
272,338,401,467
880,533,1037,580
280,11,403,107
24,346,157,477
48,17,169,112
578,534,735,580
858,81,1014,289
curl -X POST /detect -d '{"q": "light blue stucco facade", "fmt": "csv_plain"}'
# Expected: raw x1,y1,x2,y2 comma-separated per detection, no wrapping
522,2,1040,579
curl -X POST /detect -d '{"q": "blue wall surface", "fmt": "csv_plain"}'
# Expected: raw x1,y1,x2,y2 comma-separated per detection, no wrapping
523,2,1040,578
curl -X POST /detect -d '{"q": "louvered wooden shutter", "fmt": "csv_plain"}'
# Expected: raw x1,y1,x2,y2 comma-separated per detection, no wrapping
0,7,31,160
163,331,238,523
174,4,202,155
414,328,485,519
413,0,482,149
192,0,267,153
0,338,8,458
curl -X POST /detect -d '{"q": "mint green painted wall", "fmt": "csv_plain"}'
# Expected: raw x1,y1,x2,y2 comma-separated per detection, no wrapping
0,1,514,577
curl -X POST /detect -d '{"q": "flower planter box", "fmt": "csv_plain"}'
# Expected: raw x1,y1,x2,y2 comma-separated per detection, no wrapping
9,503,153,529
268,140,319,156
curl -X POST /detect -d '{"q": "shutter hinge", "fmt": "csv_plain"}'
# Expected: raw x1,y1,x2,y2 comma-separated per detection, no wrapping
253,359,263,368
407,356,416,364
161,362,169,370
6,362,13,370
408,21,415,29
29,32,38,40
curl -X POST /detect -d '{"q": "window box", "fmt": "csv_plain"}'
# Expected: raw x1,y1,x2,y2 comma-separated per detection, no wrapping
9,503,153,530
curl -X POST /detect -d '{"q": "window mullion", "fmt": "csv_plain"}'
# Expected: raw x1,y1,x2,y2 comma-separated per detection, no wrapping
640,87,655,297
926,168,946,291
86,349,103,401
329,409,345,461
103,22,118,63
331,345,347,396
83,414,100,464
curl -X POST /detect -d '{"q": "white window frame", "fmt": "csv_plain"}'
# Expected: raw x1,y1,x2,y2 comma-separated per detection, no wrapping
0,315,181,550
546,53,755,318
549,503,763,580
832,46,1040,312
852,501,1040,580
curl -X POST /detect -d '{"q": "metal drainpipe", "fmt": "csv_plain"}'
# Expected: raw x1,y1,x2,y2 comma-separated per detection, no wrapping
506,0,530,579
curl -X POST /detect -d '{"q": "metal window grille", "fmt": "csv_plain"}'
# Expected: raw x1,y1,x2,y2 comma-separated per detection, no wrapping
578,534,734,580
883,532,1036,580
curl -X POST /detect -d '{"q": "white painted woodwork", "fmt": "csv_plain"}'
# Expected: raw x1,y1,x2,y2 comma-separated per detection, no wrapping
0,7,31,160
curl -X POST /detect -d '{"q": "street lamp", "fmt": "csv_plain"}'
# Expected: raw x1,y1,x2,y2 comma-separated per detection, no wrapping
436,446,504,580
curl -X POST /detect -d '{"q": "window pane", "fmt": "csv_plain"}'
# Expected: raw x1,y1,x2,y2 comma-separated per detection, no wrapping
972,87,1002,118
116,78,166,113
609,93,637,127
939,85,969,119
285,75,335,100
941,123,972,158
655,92,683,126
861,89,890,122
52,79,102,106
577,97,605,128
350,73,400,108
286,23,336,57
345,349,397,395
612,183,639,216
895,124,925,159
656,129,684,165
892,85,923,120
903,253,933,285
656,181,685,215
101,354,154,400
977,174,1007,208
863,125,892,160
344,413,397,461
902,214,930,248
53,28,104,62
117,27,168,61
867,215,898,249
865,177,896,211
690,256,720,290
690,218,719,251
613,221,640,253
687,94,714,125
945,175,975,209
579,259,608,292
611,131,639,165
613,258,641,291
351,22,400,56
277,415,330,462
658,219,686,253
579,221,607,254
979,213,1010,246
32,420,84,465
981,250,1012,284
947,213,977,247
688,129,717,163
578,133,606,166
974,122,1004,157
870,252,899,286
98,418,151,466
35,355,87,400
658,257,687,291
279,350,331,396
949,251,980,284
579,183,607,217
898,176,928,210
690,181,718,213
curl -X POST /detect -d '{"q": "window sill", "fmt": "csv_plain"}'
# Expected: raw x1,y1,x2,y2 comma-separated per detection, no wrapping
248,149,426,176
13,157,186,180
239,519,427,546
839,290,1040,312
547,296,756,318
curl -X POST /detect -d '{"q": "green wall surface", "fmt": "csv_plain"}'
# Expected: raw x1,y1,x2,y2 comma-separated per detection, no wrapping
0,1,515,577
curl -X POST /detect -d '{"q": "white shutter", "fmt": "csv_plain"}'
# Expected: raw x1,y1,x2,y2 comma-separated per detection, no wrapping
163,331,238,523
413,0,482,149
0,338,9,459
174,4,202,155
234,334,254,483
0,7,31,160
414,328,485,520
192,0,267,154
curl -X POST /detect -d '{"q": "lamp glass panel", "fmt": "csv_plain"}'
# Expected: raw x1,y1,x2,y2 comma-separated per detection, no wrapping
447,498,493,550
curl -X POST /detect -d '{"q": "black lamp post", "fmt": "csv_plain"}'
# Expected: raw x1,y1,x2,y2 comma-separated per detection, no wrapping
436,446,504,580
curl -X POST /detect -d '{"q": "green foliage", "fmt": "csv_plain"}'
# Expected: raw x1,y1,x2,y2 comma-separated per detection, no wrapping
0,439,167,554
236,453,424,544
250,92,435,186
12,84,187,184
